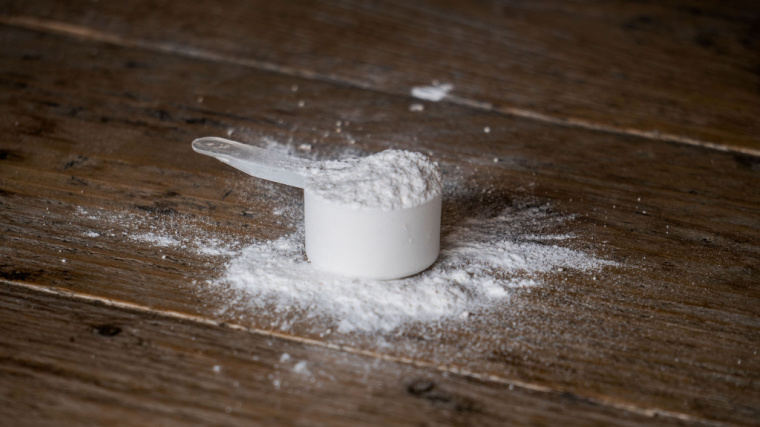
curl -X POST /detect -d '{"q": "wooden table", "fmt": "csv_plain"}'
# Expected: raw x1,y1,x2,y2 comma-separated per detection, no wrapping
1,1,758,425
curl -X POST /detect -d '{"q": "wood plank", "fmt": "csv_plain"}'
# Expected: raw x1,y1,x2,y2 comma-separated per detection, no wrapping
1,25,759,424
0,0,758,152
3,283,681,426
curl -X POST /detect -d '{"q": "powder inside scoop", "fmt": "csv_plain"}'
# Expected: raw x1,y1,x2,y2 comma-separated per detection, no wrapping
305,149,442,211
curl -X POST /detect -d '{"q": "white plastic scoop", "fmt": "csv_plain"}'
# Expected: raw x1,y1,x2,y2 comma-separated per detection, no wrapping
192,137,442,280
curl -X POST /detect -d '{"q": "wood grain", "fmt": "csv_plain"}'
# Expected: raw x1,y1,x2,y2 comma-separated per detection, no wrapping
1,22,759,425
3,282,684,426
1,0,758,152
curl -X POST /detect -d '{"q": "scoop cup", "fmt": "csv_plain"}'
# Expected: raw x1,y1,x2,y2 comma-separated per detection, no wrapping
192,137,441,280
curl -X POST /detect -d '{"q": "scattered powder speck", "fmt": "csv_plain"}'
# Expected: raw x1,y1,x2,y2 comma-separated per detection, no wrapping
411,83,453,102
195,238,238,256
523,233,574,241
293,360,310,376
133,232,180,247
77,207,242,257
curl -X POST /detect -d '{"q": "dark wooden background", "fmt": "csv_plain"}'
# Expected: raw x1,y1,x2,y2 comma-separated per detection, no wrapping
1,1,758,425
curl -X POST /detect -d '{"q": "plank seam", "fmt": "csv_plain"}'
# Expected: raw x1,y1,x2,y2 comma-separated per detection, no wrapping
1,14,758,159
1,279,725,426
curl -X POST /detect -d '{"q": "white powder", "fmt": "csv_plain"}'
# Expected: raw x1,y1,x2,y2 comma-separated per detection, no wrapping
133,232,180,247
219,204,614,333
305,149,442,211
293,360,310,376
411,83,454,102
78,193,615,334
77,148,616,335
77,207,243,256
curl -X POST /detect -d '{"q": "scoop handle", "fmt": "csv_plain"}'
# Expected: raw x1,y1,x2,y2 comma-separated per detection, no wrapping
192,137,312,189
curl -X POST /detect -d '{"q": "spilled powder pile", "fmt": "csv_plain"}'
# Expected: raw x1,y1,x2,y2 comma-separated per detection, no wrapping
221,204,612,333
79,198,615,333
305,149,442,210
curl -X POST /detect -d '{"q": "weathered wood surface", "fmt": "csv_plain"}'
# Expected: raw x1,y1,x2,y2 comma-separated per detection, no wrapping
1,0,759,152
4,283,682,426
2,23,759,426
0,27,760,424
